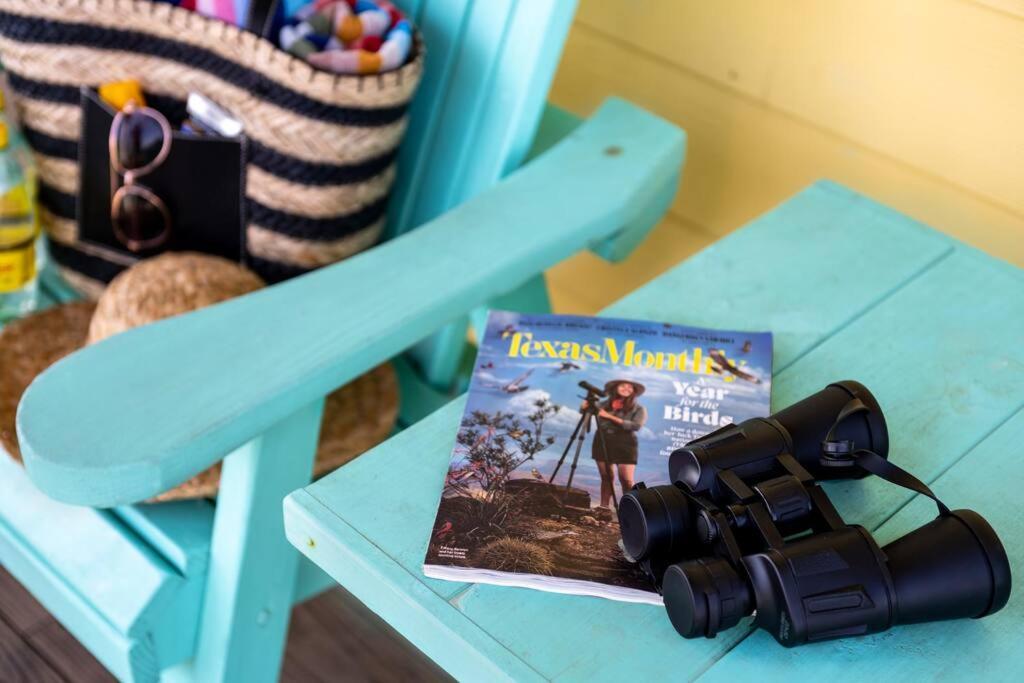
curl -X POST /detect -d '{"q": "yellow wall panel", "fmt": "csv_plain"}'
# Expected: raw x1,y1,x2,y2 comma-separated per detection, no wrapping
971,0,1024,20
545,1,1023,314
548,214,716,314
576,0,1024,216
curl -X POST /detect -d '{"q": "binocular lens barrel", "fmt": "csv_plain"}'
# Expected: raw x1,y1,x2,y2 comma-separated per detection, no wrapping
771,380,888,468
883,509,1011,625
740,526,895,645
662,509,1011,646
669,381,889,492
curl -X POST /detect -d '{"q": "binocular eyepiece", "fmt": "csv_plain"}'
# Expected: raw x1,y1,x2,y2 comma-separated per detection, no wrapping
619,381,1011,647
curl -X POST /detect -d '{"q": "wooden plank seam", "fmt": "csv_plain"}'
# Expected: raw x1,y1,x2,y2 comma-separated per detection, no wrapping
693,402,1024,681
696,348,1024,679
866,401,1024,535
292,490,548,681
774,245,955,375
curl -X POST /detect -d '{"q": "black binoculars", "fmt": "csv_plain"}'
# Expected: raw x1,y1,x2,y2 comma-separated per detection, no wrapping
619,381,1011,647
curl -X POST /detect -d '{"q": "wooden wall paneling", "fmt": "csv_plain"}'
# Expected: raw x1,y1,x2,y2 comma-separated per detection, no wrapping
547,213,716,314
574,0,1024,216
548,25,1024,267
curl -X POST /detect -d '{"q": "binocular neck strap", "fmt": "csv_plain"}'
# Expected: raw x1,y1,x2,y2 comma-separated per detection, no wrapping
852,449,951,517
825,397,950,516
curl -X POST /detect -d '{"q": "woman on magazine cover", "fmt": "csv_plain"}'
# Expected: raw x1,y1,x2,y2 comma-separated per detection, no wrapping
583,379,647,517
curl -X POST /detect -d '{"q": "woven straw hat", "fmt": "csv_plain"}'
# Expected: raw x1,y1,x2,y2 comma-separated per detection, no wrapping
0,252,398,501
0,301,96,460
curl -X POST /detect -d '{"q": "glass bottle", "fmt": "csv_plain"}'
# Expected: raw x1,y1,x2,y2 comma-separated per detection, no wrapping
0,114,39,322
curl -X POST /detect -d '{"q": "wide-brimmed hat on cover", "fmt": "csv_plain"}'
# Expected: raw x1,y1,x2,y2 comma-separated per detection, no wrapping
604,379,645,397
0,252,398,502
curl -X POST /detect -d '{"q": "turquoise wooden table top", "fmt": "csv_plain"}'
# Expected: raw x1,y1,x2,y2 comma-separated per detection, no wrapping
284,181,1024,682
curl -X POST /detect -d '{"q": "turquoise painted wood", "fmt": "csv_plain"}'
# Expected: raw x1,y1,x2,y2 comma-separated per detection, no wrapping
387,0,577,236
112,501,214,577
395,0,576,392
698,409,1024,681
284,181,1024,681
1,283,209,680
183,401,323,683
17,98,684,507
4,3,686,680
0,456,192,680
0,435,333,681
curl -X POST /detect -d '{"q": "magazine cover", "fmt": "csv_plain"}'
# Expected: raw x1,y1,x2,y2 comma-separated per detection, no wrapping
423,311,773,603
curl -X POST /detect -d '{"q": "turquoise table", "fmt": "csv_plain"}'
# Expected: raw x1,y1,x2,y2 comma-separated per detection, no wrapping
284,181,1024,682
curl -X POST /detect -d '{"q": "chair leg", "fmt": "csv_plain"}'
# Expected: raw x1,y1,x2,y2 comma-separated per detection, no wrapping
409,316,471,391
185,400,325,683
410,273,553,395
470,273,551,341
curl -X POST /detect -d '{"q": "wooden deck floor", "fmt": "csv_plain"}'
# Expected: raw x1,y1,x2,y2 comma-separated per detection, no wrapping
0,566,450,682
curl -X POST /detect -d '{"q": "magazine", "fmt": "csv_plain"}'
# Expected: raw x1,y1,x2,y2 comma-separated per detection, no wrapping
423,311,773,603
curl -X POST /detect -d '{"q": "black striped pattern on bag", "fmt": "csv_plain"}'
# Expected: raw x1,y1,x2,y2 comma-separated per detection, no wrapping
47,239,126,284
6,74,393,283
0,3,417,289
6,73,399,187
38,181,76,219
40,178,319,284
22,126,77,162
34,167,388,243
47,213,315,285
0,10,408,126
246,256,314,283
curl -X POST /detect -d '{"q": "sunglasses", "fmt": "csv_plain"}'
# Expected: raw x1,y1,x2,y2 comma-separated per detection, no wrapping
108,101,173,252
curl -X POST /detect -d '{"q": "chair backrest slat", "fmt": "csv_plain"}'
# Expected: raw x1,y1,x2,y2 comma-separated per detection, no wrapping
387,0,578,237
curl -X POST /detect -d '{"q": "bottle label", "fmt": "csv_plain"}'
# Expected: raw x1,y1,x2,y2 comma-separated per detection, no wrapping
0,238,35,293
1,157,38,294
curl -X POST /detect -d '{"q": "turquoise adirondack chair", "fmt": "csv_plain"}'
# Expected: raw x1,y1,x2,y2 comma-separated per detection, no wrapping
0,1,685,681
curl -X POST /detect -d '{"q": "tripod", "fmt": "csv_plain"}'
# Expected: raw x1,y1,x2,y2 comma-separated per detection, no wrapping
548,397,619,514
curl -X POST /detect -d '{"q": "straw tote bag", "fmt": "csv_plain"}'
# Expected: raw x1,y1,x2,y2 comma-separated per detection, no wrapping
0,0,424,295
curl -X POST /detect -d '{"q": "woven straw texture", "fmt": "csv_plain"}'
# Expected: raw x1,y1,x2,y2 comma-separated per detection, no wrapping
0,301,97,461
0,252,399,501
0,0,424,293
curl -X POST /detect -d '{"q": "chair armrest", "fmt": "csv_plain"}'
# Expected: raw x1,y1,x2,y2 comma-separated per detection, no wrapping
17,97,685,506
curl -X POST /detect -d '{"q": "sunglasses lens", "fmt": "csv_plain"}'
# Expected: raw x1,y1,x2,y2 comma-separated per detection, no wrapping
113,190,168,249
116,110,166,170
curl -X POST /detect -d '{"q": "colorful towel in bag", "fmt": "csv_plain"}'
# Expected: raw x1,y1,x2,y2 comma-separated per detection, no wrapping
280,0,413,74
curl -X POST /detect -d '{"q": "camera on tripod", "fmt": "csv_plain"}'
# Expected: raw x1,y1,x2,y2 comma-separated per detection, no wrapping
578,380,607,404
619,381,1011,647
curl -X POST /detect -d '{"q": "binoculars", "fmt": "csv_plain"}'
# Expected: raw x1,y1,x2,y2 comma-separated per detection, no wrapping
619,381,1011,647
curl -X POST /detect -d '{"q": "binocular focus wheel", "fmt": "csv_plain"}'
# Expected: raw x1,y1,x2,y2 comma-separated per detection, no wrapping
662,557,752,639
